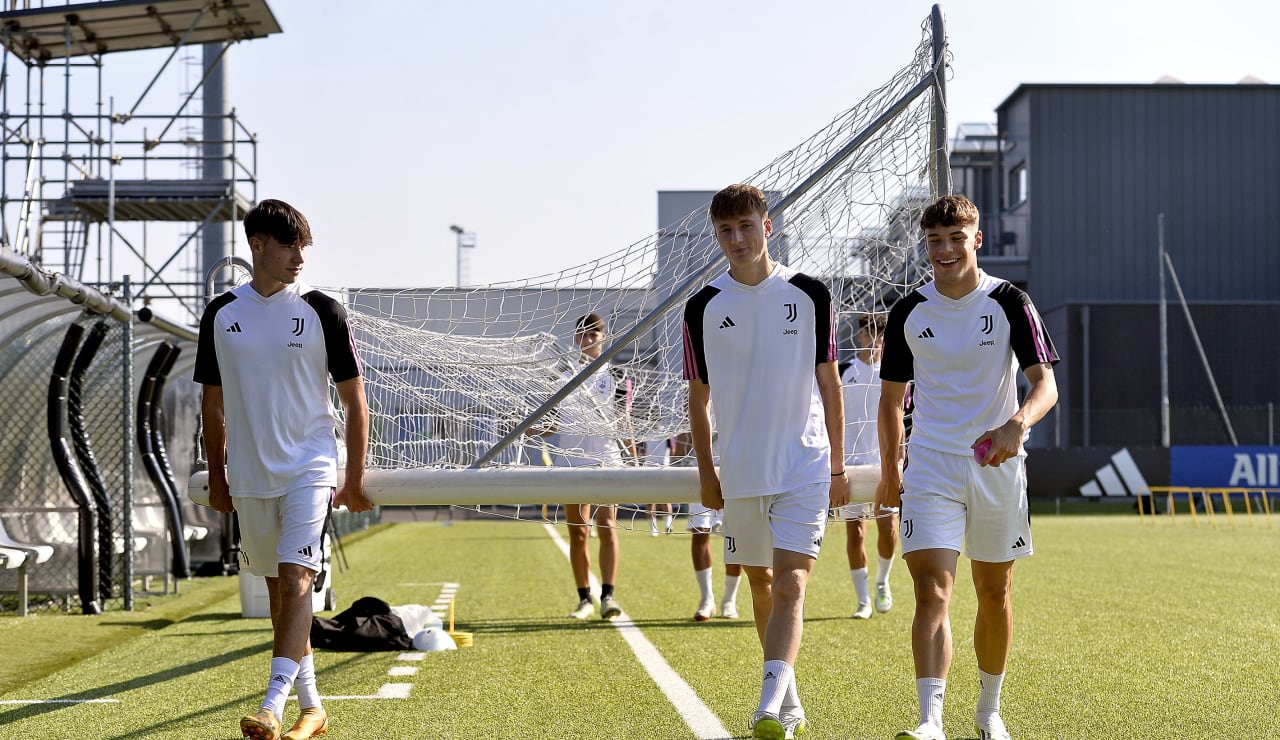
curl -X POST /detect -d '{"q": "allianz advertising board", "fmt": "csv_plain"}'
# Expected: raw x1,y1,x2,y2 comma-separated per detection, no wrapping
1171,446,1280,488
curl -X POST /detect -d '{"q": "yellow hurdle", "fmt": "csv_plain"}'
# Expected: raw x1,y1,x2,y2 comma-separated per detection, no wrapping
1141,487,1200,526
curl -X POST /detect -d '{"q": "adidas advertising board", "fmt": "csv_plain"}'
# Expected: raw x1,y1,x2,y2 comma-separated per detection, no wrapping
1023,446,1280,498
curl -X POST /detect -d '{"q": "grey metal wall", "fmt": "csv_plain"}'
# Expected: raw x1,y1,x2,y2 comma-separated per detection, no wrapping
989,84,1280,450
1045,301,1279,447
998,84,1280,311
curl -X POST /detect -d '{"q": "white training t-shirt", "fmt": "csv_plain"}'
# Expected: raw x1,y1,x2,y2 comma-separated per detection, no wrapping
682,263,837,499
553,361,626,467
841,357,881,466
880,270,1058,457
194,281,362,497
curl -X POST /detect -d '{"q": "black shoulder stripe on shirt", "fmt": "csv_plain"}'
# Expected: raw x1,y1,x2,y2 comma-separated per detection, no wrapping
683,285,720,382
786,272,835,365
192,291,239,386
987,280,1059,370
301,289,364,383
880,290,927,383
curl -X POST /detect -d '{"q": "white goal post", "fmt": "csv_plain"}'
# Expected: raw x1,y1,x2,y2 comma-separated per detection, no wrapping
187,464,884,507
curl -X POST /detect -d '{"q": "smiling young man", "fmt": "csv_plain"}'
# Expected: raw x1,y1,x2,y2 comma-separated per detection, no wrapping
195,199,373,740
875,194,1058,740
683,183,849,740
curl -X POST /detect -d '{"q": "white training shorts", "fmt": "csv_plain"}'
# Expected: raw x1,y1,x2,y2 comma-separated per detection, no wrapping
721,481,829,567
234,486,331,577
685,502,724,533
899,447,1032,563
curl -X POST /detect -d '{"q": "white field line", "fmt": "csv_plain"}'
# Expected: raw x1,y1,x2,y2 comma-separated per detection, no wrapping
542,522,730,740
0,698,119,704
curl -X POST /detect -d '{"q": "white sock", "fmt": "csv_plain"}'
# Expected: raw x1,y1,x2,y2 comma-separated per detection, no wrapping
757,660,794,716
695,567,713,603
850,567,870,606
977,669,1004,719
876,555,895,586
261,656,300,720
781,672,803,714
295,653,323,711
916,677,946,728
722,574,741,604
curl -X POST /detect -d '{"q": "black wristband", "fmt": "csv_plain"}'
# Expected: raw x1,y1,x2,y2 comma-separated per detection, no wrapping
831,470,846,476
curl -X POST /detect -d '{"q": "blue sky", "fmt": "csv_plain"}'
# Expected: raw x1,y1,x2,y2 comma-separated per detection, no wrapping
89,0,1280,291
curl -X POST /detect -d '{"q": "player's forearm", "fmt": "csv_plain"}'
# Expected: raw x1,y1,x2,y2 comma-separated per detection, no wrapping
1009,366,1059,433
877,395,905,482
816,363,845,471
820,390,845,472
338,379,370,482
687,410,715,478
343,410,368,482
200,390,227,474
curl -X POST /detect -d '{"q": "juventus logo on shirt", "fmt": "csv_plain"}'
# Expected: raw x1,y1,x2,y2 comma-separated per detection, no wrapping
784,302,798,322
291,317,305,336
981,314,994,334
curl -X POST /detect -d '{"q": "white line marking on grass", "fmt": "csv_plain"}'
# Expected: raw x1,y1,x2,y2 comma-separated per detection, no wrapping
542,522,730,740
397,652,426,661
319,683,413,701
388,666,418,676
0,699,120,705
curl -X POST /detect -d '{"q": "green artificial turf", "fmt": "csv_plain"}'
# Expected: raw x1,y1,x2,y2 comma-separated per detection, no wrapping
1,513,1276,738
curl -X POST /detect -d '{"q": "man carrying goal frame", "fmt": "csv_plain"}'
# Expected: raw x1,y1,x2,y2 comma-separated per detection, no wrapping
684,184,849,740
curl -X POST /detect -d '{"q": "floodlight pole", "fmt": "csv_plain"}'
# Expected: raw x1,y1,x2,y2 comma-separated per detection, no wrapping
450,224,475,287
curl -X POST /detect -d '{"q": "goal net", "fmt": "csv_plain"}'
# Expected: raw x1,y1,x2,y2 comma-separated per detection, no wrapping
330,12,947,510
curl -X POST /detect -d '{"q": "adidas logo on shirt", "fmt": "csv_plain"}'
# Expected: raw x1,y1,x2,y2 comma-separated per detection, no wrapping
719,316,736,329
225,322,243,333
1012,536,1027,549
917,327,935,338
297,545,313,558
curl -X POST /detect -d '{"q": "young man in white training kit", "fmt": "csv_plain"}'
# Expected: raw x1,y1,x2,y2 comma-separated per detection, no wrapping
684,184,849,740
877,194,1058,740
841,313,899,620
196,199,373,740
554,313,637,621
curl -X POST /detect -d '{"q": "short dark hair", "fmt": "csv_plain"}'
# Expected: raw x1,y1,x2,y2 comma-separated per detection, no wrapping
574,313,606,336
856,312,886,337
919,194,980,230
244,198,313,247
709,184,768,222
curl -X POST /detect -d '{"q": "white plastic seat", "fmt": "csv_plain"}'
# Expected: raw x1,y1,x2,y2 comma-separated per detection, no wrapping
0,547,28,569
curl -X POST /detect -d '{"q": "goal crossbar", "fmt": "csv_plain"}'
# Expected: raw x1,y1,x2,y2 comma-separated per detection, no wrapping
187,464,881,507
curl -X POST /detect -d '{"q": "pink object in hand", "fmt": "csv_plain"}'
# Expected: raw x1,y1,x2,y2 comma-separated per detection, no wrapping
973,438,992,463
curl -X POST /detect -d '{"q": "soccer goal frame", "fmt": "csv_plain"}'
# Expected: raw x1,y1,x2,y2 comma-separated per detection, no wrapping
189,6,951,510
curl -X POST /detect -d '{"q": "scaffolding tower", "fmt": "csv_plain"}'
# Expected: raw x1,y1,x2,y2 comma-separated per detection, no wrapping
0,0,281,322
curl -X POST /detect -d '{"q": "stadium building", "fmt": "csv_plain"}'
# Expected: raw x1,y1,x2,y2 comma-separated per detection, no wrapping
950,81,1280,495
